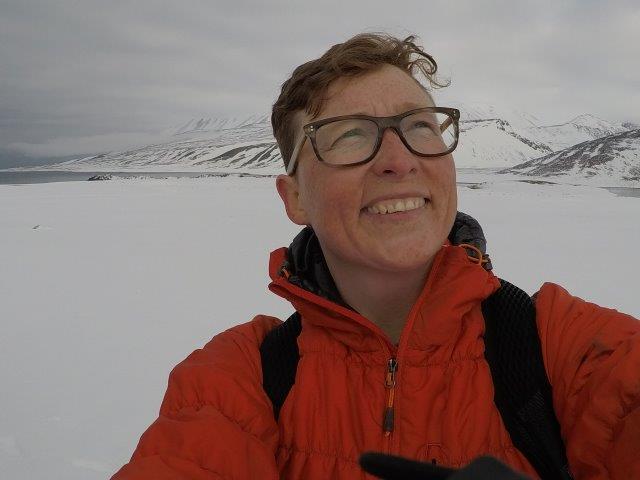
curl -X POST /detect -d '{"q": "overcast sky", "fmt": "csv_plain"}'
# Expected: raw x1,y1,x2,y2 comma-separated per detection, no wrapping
1,0,639,166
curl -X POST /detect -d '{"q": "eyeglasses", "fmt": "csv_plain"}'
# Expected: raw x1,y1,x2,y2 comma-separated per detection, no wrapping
286,107,460,175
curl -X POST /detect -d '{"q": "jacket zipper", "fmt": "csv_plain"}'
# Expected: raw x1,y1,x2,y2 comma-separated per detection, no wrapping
383,357,398,441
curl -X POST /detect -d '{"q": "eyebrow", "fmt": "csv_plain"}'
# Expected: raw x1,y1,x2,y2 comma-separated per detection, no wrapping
397,101,432,111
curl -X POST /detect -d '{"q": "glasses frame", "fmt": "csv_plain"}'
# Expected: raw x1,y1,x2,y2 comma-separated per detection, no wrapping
286,107,460,175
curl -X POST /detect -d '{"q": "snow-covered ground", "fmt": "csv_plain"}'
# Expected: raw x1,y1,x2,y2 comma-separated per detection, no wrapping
0,175,638,479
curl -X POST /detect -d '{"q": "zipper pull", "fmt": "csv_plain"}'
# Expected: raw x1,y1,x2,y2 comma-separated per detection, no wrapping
383,358,398,436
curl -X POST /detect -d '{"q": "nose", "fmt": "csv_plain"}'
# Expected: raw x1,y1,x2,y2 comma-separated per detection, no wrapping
370,127,419,177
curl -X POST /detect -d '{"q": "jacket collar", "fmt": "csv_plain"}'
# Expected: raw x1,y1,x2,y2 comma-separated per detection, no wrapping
276,211,492,304
268,211,498,352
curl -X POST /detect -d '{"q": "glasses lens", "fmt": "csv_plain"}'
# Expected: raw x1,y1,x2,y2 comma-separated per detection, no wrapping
400,110,456,155
314,118,378,165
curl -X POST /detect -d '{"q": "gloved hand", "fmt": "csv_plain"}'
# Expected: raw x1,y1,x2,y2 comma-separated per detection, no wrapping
359,452,530,480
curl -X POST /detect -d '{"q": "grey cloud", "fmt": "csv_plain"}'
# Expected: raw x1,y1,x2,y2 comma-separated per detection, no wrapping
1,0,639,166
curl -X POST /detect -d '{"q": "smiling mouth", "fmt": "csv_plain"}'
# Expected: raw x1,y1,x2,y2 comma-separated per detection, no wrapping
363,197,429,215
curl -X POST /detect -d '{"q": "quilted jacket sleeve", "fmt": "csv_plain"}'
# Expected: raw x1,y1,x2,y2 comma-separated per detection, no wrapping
111,315,282,480
535,283,640,479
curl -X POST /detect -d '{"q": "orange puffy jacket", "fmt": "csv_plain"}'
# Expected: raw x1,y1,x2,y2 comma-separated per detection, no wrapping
112,230,640,479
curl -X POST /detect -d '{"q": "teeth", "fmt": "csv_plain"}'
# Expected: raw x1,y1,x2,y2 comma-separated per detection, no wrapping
366,197,426,215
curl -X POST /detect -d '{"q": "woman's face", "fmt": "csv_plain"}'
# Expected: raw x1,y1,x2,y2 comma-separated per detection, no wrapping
276,64,457,275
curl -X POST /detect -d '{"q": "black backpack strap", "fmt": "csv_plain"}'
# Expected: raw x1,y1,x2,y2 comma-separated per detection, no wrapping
482,279,573,480
260,311,302,421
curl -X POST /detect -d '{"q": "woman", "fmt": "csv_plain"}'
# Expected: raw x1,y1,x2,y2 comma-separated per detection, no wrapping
112,33,640,479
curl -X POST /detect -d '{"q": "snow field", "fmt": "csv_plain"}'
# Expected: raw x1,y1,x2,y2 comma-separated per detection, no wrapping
0,175,638,479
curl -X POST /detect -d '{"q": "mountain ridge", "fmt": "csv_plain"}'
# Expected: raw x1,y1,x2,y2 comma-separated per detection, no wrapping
501,128,640,185
7,107,638,186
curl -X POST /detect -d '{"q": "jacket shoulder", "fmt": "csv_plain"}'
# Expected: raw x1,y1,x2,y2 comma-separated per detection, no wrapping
533,282,639,386
533,282,640,478
113,315,283,479
160,314,282,415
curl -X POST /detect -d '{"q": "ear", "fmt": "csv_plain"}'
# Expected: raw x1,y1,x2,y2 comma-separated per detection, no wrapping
276,174,310,225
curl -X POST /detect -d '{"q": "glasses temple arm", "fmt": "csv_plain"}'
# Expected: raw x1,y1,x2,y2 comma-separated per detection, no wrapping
440,116,453,133
286,135,307,175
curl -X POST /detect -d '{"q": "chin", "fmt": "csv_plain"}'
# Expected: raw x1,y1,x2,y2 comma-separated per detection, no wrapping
371,245,438,273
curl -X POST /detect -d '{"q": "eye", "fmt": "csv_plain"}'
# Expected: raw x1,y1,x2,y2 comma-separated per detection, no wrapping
408,120,437,133
341,128,365,139
329,128,366,148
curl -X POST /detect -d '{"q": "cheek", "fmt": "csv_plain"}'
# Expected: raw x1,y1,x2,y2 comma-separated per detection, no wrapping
427,159,457,227
442,163,458,223
434,158,456,197
301,178,342,226
304,172,361,220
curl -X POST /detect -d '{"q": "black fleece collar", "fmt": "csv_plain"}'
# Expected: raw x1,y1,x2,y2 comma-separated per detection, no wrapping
282,211,491,309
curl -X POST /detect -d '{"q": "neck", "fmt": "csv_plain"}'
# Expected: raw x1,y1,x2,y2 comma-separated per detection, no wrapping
324,253,433,345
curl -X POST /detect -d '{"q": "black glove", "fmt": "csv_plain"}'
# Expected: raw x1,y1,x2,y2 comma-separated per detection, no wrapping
359,452,530,480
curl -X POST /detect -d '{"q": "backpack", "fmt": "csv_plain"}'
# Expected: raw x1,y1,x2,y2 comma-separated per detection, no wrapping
260,279,574,480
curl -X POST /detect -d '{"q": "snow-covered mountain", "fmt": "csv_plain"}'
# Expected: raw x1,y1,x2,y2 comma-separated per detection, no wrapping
174,115,270,136
14,107,638,184
530,114,628,151
53,139,282,173
48,115,281,174
451,106,629,169
453,118,553,168
501,129,640,185
456,103,542,130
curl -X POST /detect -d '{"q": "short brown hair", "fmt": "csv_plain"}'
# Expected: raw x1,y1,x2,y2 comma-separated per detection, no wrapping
271,33,449,171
